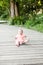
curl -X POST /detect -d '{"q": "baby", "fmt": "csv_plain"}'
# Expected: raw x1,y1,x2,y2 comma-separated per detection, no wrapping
15,28,28,47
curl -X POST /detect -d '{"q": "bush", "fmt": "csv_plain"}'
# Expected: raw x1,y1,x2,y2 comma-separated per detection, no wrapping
31,24,43,32
0,10,9,20
25,14,43,28
25,20,32,28
14,16,22,25
14,16,29,25
8,17,14,25
8,16,28,25
8,14,43,29
35,14,43,24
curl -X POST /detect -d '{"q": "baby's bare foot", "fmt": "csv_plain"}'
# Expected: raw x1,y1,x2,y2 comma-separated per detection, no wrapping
16,44,20,47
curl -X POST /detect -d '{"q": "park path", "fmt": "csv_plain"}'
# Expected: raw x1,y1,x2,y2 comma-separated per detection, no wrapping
0,24,43,65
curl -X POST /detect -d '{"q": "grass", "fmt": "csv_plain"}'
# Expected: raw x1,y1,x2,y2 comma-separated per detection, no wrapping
30,24,43,33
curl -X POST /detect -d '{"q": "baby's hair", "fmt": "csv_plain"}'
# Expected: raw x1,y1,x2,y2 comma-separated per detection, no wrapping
18,28,23,33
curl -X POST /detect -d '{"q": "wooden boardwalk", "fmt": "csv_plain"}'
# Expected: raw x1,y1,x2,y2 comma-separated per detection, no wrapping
0,24,43,65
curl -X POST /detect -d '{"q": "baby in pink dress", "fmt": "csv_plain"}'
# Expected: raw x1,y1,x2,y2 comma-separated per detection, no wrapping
15,29,28,47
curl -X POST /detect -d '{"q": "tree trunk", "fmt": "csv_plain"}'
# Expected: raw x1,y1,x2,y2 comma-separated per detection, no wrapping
10,0,15,18
15,2,19,16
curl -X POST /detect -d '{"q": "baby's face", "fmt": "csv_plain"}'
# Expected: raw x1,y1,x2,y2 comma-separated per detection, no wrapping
18,29,23,35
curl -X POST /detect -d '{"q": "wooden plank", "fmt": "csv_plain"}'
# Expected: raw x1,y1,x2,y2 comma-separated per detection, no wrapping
0,59,43,65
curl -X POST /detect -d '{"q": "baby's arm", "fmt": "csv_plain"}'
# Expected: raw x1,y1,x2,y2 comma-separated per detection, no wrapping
23,34,27,40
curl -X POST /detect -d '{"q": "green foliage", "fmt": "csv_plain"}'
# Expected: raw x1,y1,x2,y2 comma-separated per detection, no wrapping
31,24,43,32
0,0,10,19
0,0,43,32
14,16,22,25
30,14,43,26
24,13,43,32
8,17,14,25
0,0,43,18
35,14,43,24
8,16,28,25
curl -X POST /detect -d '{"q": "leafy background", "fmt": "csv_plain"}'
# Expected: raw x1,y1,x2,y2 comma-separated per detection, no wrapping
0,0,43,32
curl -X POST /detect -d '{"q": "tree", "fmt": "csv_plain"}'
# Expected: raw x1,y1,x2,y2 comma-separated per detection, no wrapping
10,0,19,18
0,0,43,18
10,0,15,17
15,2,19,16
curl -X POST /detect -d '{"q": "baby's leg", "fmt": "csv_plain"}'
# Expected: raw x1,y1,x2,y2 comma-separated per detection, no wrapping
20,41,23,45
20,40,26,45
24,39,29,43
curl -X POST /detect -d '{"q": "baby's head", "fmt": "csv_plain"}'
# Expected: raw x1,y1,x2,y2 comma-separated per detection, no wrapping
18,28,23,35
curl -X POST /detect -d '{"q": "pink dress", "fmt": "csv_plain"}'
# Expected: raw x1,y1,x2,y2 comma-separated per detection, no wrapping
15,34,25,45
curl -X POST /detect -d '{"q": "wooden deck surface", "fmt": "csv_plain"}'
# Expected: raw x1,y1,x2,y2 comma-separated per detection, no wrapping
0,24,43,65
